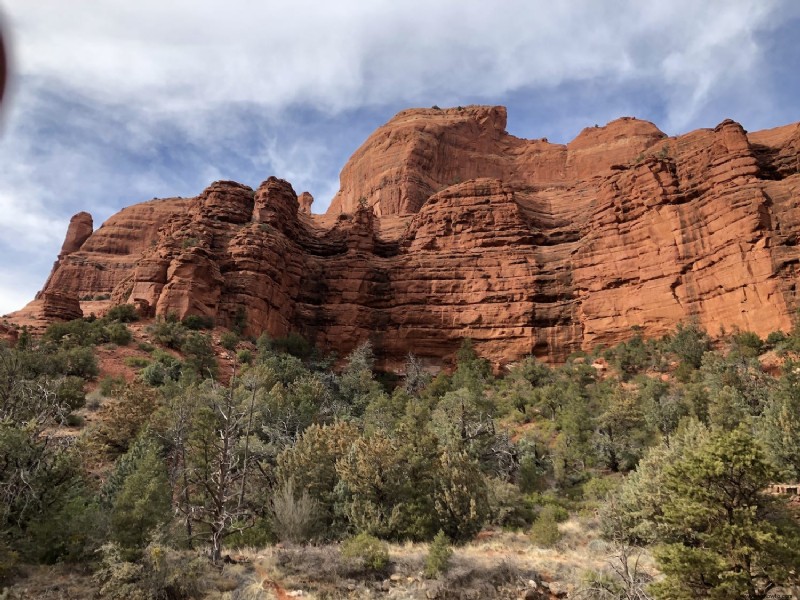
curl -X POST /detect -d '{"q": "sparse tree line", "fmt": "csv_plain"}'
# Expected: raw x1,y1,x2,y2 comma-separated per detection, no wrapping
0,311,798,598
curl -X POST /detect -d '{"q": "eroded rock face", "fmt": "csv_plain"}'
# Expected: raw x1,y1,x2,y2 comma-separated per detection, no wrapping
298,192,314,214
40,291,83,321
37,197,192,303
20,107,800,367
327,107,666,216
60,212,93,255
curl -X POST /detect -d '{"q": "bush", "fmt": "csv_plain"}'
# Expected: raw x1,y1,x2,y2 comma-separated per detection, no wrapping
269,478,320,543
766,330,788,348
139,362,169,387
424,530,453,578
124,356,150,369
668,322,709,369
539,502,569,523
106,304,139,323
100,375,126,397
59,346,99,379
57,375,87,412
65,413,84,427
137,341,155,353
181,314,214,330
434,448,490,542
530,506,563,547
730,331,763,358
107,322,132,346
236,349,252,365
138,351,182,387
486,477,534,528
181,332,217,380
0,539,19,585
271,332,313,359
148,319,186,349
220,331,239,351
110,443,172,556
340,533,389,572
44,318,105,347
94,541,207,600
582,476,620,502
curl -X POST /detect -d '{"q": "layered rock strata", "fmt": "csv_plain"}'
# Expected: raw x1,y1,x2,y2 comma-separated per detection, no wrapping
21,107,800,367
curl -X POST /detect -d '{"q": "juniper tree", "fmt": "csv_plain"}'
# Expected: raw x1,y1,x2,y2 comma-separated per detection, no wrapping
609,424,800,599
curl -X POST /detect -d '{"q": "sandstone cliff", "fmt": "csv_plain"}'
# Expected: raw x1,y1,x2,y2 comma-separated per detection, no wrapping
20,106,800,367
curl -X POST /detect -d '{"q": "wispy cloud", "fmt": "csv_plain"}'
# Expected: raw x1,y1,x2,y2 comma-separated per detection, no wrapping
0,0,798,314
5,1,793,122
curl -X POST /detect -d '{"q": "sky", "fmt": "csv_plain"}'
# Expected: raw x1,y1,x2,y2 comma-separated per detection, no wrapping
0,0,799,314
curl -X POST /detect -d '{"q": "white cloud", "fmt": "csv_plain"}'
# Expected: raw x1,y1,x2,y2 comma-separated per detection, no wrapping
0,190,63,246
3,0,791,124
0,0,797,312
0,264,52,315
0,283,36,315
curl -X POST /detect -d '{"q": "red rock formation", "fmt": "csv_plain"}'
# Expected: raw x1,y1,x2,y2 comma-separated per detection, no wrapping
38,197,192,303
328,106,665,216
17,106,800,367
0,322,18,345
60,212,93,255
298,192,314,214
40,291,83,321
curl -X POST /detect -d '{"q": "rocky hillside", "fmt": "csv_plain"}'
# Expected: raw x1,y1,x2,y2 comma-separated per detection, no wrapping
16,106,800,368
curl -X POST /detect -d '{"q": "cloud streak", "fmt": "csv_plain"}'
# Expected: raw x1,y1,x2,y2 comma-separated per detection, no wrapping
6,1,792,123
0,0,798,313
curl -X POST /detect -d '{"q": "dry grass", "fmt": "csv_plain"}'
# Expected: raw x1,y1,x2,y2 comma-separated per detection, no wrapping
223,517,645,599
2,518,660,599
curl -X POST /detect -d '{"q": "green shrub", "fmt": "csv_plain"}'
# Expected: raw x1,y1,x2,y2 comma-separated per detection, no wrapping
57,375,87,411
124,356,150,369
582,476,620,502
106,304,139,323
766,330,788,348
530,506,563,547
110,443,172,556
107,322,132,346
220,331,239,351
147,319,186,349
730,331,763,358
94,541,207,600
486,477,534,528
539,502,569,523
139,362,168,387
181,332,217,380
181,314,214,330
236,348,252,365
673,360,696,383
44,318,105,347
341,532,389,572
424,530,453,578
0,539,19,585
65,413,84,427
59,346,99,379
100,375,126,397
139,351,182,387
271,332,313,359
668,322,710,369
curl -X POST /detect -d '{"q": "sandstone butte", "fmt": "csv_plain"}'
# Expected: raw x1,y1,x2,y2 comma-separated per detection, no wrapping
12,105,800,369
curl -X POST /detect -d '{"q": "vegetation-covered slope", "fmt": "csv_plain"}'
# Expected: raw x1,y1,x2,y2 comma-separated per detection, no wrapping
0,309,799,598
